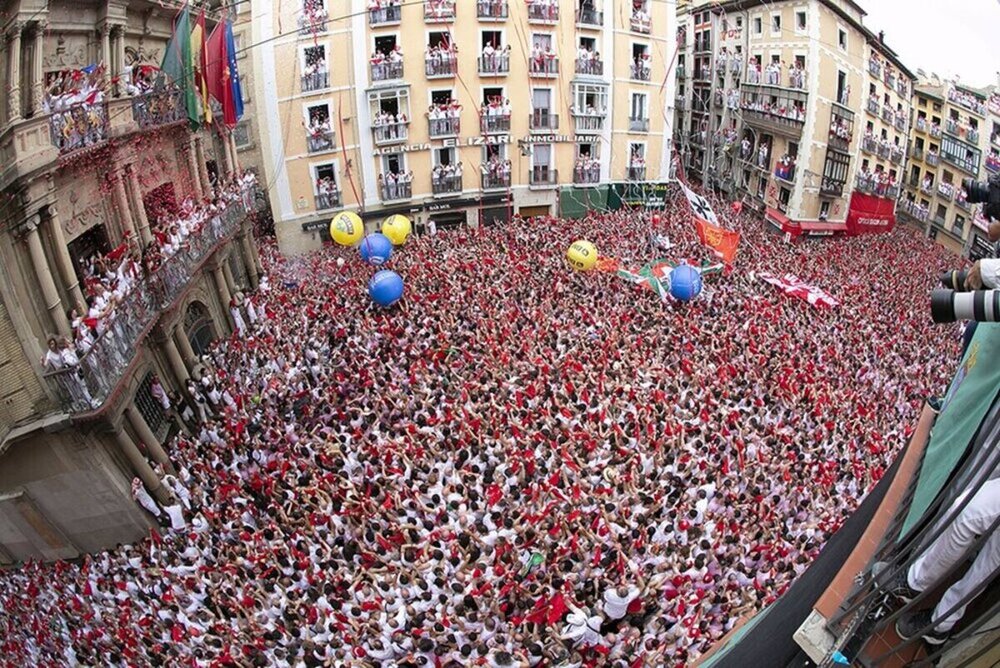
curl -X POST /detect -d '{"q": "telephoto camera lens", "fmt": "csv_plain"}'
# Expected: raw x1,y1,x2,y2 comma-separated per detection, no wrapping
939,269,970,291
931,289,1000,323
963,177,992,203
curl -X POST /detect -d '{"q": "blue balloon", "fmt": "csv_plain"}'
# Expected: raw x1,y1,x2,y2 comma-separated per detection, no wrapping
669,265,703,302
369,270,404,307
359,233,393,265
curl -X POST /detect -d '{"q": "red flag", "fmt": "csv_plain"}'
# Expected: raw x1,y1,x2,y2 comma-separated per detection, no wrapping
694,218,741,264
206,20,237,127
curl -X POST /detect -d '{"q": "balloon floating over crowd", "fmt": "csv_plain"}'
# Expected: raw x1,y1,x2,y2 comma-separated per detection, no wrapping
331,213,411,306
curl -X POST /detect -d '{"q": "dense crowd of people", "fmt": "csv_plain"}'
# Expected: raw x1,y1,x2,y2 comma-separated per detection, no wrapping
2,182,965,666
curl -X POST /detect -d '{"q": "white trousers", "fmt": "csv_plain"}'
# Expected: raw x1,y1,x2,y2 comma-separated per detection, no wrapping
908,478,1000,632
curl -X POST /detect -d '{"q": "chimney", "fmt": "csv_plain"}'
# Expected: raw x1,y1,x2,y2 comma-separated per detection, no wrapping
878,30,885,44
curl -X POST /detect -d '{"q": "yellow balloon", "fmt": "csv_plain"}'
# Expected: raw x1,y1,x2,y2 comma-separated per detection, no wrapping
329,211,364,246
566,240,598,271
381,214,412,246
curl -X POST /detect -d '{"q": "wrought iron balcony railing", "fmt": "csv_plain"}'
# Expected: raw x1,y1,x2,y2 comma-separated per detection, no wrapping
369,4,402,25
49,101,110,155
481,114,511,134
428,116,460,138
371,61,404,83
301,71,330,92
529,110,559,131
315,189,341,211
478,55,510,76
373,122,409,145
131,91,184,129
432,174,463,195
477,0,508,20
381,180,412,201
306,129,335,153
529,166,558,186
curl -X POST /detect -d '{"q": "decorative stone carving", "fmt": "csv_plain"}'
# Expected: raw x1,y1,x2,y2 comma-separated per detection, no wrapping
42,34,88,69
124,43,160,66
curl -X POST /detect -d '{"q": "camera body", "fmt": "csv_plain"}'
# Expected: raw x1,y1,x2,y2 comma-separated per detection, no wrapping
963,173,1000,222
940,269,970,291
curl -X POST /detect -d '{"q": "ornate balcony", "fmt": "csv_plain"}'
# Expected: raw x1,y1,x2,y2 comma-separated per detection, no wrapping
369,5,402,25
373,122,409,146
131,91,184,129
529,57,559,77
573,113,604,133
629,117,650,133
866,97,879,116
630,14,650,34
424,1,456,22
575,58,604,76
529,166,558,187
425,57,457,79
49,101,110,155
881,107,894,125
315,188,341,211
482,172,510,190
428,116,460,138
529,110,559,131
306,129,335,154
371,61,404,83
301,71,330,92
576,7,602,26
481,114,511,134
527,2,558,23
478,55,510,76
477,0,508,20
381,180,412,201
44,200,251,413
432,174,463,196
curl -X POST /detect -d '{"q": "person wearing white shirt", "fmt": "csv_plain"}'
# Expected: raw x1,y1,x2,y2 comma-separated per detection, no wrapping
560,602,604,647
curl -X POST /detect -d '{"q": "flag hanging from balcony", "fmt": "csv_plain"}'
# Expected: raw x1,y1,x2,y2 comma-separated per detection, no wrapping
225,20,245,123
678,181,741,263
206,19,237,127
158,5,201,128
190,9,213,125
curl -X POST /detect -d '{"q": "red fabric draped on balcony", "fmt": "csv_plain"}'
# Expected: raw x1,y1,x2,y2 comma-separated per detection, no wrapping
846,192,897,237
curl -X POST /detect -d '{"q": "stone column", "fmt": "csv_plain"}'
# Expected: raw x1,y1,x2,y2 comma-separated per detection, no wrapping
212,265,234,331
99,24,112,82
229,132,241,174
6,24,22,122
112,26,125,97
162,335,190,385
126,166,152,247
125,405,174,474
218,130,234,178
221,259,237,295
112,170,136,241
240,234,259,289
173,326,197,367
186,140,203,200
44,203,87,314
24,215,70,336
28,22,44,116
194,136,212,196
114,429,170,505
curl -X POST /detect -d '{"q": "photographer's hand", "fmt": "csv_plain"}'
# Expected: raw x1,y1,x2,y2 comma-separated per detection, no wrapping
965,262,984,291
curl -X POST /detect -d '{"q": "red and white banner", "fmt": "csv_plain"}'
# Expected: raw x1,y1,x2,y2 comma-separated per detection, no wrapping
679,181,741,262
846,192,896,236
757,273,839,308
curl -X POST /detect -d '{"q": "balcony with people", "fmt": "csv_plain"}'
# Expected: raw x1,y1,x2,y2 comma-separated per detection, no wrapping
926,147,940,166
947,85,987,116
881,106,894,125
894,113,906,133
575,2,602,27
855,168,897,199
370,46,404,83
478,43,511,76
915,116,927,133
575,51,604,77
423,0,456,22
131,90,185,130
44,178,259,412
379,171,413,201
868,56,882,78
529,44,559,77
937,181,955,201
481,156,511,190
425,42,458,79
898,197,929,221
426,99,461,138
883,69,896,90
304,111,335,154
368,0,402,26
573,154,601,184
772,153,796,184
919,173,935,195
477,0,508,20
889,145,905,164
955,187,972,211
431,163,463,196
630,2,650,33
740,84,808,135
866,97,879,117
299,0,329,34
630,57,652,82
301,48,330,92
372,109,409,146
828,106,854,153
481,97,512,133
820,176,845,197
941,140,981,175
930,120,942,139
987,149,1000,174
627,150,646,181
527,0,559,23
314,177,341,211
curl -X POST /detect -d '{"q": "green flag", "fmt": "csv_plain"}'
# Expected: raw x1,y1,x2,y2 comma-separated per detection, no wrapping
159,5,200,127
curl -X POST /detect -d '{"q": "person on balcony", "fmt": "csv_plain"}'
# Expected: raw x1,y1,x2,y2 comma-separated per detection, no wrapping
757,144,769,169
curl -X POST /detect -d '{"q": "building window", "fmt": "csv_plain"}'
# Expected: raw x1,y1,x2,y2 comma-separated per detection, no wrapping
233,121,252,148
572,83,608,114
795,10,806,32
838,28,847,50
752,16,762,35
819,201,831,220
770,13,781,35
